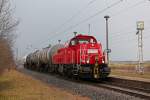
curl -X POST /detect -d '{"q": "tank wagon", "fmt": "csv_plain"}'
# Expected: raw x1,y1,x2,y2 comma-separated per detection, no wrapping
24,34,111,79
24,44,64,71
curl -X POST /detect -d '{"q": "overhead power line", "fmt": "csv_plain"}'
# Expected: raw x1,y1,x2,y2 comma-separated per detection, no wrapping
38,0,149,48
58,0,124,34
35,0,123,47
34,0,98,48
110,24,150,43
49,0,150,48
88,0,97,5
111,0,146,17
107,0,147,38
52,0,97,33
111,28,150,47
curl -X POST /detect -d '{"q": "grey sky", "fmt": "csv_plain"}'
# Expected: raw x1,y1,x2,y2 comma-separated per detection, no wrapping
13,0,150,61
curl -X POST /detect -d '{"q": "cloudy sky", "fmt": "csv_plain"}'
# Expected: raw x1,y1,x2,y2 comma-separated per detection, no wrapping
13,0,150,61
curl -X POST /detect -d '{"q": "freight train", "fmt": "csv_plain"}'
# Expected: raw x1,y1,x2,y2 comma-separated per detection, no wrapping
24,34,111,79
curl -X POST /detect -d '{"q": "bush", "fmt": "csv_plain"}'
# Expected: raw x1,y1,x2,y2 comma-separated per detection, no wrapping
0,39,15,74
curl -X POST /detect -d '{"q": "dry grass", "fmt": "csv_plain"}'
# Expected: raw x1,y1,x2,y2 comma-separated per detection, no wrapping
111,70,150,79
110,63,150,79
0,70,90,100
110,63,150,69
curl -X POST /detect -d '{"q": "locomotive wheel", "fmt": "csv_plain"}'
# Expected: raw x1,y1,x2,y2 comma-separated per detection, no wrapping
33,64,37,70
66,67,72,78
35,63,40,71
26,65,29,69
30,65,33,70
50,66,55,73
27,64,31,69
42,65,46,72
41,66,45,72
36,65,40,72
48,65,54,73
54,64,59,73
47,66,51,73
35,65,39,71
58,64,65,76
39,66,43,72
45,65,49,73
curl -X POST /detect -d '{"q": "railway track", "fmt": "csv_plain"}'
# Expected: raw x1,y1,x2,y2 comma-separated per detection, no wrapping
78,77,150,100
64,77,150,99
18,66,150,100
95,81,150,100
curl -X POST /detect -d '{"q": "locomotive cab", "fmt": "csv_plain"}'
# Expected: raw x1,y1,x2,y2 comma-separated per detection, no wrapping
69,34,110,79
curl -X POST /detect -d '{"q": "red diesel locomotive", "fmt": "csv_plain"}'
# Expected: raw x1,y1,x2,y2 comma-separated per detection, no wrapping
24,34,111,79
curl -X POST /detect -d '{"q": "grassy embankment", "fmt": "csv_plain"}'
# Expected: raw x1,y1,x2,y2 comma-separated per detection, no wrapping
0,70,89,100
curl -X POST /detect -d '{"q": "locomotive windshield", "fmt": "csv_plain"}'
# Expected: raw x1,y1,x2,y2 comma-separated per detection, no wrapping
78,39,89,44
78,38,96,44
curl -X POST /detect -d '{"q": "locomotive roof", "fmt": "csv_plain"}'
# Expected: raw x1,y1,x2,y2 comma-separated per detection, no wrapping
74,34,96,39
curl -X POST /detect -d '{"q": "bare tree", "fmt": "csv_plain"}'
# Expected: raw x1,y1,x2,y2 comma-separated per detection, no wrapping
0,0,19,47
0,0,19,72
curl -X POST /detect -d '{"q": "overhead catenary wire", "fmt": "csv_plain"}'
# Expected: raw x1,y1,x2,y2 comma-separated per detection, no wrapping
47,0,124,42
33,0,149,50
110,29,150,60
82,0,148,42
110,22,150,44
52,0,124,40
34,0,124,48
44,0,148,43
55,0,147,46
107,0,147,38
113,27,150,42
89,0,147,40
111,0,146,17
33,0,98,48
58,0,124,34
110,28,150,47
52,0,97,34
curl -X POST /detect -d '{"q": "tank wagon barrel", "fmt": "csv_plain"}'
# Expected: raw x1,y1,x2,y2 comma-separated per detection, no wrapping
24,44,64,71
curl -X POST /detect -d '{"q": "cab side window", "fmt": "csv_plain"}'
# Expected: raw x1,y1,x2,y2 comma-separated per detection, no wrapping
70,39,76,46
90,38,96,43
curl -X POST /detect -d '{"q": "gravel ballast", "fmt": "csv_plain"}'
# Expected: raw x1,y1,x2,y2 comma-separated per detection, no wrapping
18,66,144,100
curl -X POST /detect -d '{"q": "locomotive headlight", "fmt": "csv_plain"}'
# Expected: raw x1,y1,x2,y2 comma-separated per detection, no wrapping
86,59,89,63
102,60,105,63
88,49,98,54
86,57,90,64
